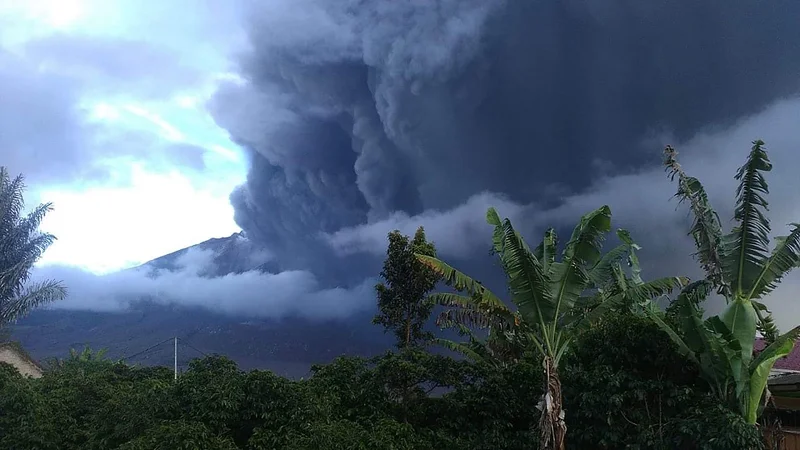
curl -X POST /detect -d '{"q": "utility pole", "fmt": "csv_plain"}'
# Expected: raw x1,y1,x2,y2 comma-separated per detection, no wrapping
174,336,178,380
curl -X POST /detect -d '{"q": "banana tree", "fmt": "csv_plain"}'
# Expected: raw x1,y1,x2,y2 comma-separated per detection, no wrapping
648,140,800,424
417,206,686,450
431,227,677,367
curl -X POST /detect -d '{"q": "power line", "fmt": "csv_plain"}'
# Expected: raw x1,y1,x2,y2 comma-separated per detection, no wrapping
178,337,208,357
120,337,174,361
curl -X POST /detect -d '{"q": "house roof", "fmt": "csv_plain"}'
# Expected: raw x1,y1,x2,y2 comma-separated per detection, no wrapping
0,341,44,371
755,338,800,371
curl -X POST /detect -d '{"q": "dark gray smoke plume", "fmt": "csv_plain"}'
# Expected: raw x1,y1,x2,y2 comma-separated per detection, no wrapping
209,0,800,284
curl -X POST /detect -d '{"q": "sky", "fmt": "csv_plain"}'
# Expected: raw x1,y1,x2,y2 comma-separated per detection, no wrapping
4,1,800,325
0,0,248,273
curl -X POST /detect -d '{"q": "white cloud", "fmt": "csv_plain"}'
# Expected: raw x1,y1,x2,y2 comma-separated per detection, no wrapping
33,247,375,320
325,192,533,260
0,0,250,274
37,166,241,273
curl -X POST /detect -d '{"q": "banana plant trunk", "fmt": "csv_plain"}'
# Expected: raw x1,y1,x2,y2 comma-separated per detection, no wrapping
539,356,566,450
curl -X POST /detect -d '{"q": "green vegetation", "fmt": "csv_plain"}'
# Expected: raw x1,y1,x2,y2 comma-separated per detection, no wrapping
373,227,440,349
0,167,66,329
0,141,795,449
417,206,686,449
648,142,800,424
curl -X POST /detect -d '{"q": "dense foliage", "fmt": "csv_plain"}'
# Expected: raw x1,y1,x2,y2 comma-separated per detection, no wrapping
0,322,765,450
564,313,763,450
0,349,543,450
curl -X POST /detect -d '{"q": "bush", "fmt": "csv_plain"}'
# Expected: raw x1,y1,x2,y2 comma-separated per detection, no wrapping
563,313,764,450
0,332,768,449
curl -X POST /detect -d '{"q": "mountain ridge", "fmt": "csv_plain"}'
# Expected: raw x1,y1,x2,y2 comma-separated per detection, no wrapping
12,232,393,377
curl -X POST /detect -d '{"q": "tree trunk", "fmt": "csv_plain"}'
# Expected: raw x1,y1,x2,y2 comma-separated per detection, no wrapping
404,311,412,348
538,356,566,450
762,390,784,450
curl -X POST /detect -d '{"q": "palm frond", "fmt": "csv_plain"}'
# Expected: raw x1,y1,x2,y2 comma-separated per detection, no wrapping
664,146,727,296
752,300,779,344
0,279,66,324
486,208,505,255
0,168,64,326
722,140,773,296
433,338,490,365
549,206,612,323
562,205,612,266
435,307,511,331
495,217,553,328
621,276,690,305
0,169,26,236
430,292,515,330
588,241,630,287
532,228,558,273
750,224,800,300
415,254,505,309
581,276,689,326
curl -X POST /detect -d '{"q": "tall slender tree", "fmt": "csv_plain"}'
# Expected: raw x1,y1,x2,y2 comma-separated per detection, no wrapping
0,167,66,329
373,227,440,349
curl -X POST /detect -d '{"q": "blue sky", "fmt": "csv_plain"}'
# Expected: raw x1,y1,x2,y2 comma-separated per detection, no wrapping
1,0,248,273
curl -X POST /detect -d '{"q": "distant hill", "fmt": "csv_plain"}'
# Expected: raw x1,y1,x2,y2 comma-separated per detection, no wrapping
12,232,394,377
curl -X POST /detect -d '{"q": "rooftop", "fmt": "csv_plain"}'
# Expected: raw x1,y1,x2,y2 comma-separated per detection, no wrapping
756,338,800,372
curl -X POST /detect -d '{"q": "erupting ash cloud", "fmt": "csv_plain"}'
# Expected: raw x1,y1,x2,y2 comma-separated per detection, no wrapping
209,0,800,285
27,1,800,322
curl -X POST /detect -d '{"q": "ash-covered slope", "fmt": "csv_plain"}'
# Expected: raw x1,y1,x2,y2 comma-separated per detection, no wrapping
140,231,274,277
12,233,392,376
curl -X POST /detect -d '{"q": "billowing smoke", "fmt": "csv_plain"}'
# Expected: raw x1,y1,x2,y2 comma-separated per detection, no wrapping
29,1,799,322
209,0,800,288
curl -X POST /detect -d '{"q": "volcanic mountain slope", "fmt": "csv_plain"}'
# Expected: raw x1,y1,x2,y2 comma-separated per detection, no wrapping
141,231,274,276
12,232,393,377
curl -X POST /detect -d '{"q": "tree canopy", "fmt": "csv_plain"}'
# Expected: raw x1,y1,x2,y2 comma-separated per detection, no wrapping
373,227,440,349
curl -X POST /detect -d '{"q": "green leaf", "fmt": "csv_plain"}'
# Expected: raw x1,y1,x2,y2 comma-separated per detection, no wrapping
533,228,558,273
549,206,612,325
563,205,612,266
749,224,800,300
720,299,758,368
618,276,688,308
486,207,504,255
415,254,504,309
433,338,488,365
721,140,773,297
664,146,727,295
746,325,800,424
428,292,512,320
587,244,629,287
643,305,700,367
494,218,552,327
